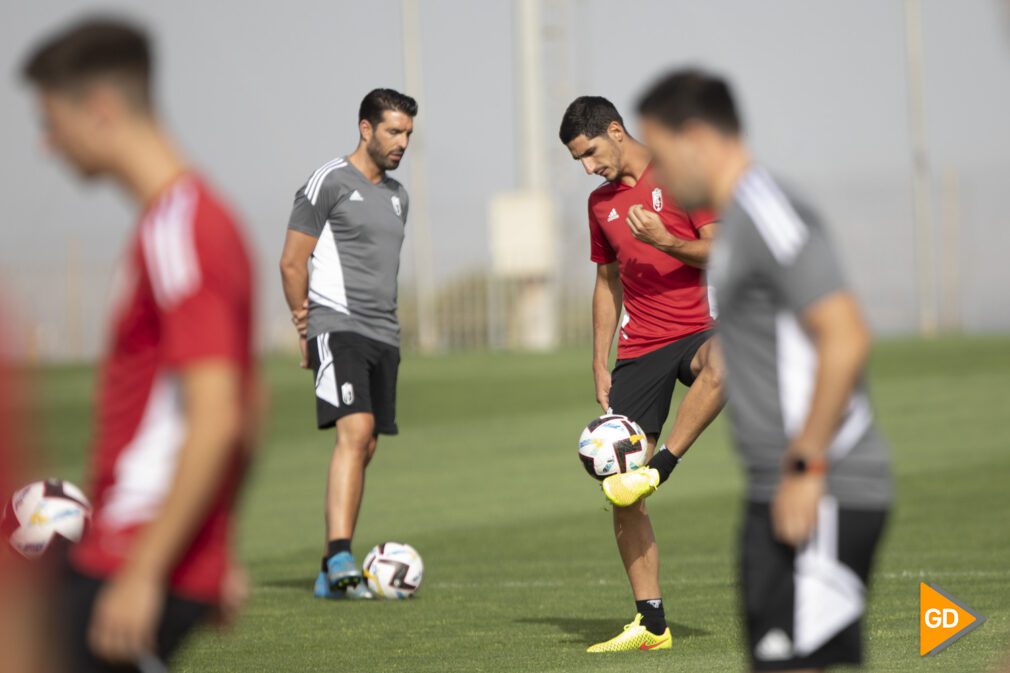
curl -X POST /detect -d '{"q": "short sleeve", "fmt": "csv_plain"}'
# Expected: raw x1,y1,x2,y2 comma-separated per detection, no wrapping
287,176,341,237
588,202,616,264
143,207,246,368
770,223,847,313
161,287,241,367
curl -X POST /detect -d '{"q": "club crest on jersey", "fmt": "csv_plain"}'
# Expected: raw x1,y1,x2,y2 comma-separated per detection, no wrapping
391,195,402,217
341,382,354,406
652,187,663,211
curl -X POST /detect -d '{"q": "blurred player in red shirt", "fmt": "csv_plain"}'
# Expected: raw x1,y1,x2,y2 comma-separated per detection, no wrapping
21,17,255,672
558,97,726,652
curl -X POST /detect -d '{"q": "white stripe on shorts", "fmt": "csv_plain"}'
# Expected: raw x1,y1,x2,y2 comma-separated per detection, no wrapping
314,334,340,408
792,496,865,656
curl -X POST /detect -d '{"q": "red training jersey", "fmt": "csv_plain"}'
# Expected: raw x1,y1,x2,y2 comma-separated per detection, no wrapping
71,174,255,604
588,163,715,359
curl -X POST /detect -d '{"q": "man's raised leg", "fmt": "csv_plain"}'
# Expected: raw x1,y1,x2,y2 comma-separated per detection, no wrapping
661,338,725,462
603,337,725,507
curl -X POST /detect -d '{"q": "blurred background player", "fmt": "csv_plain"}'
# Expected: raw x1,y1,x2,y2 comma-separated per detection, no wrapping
558,96,726,652
21,17,256,672
624,70,892,672
279,89,415,600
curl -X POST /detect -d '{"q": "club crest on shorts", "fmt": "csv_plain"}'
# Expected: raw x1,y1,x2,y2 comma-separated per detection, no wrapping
652,187,663,211
391,195,402,217
341,382,355,405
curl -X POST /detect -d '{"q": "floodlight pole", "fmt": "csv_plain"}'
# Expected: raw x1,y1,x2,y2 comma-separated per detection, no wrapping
519,0,560,350
518,0,548,189
402,0,439,352
904,0,938,337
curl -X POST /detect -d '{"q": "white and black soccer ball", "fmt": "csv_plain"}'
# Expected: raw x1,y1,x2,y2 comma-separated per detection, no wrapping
362,542,424,600
2,479,91,559
578,414,648,481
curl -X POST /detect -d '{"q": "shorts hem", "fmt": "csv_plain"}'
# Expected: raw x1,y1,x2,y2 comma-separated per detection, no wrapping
751,654,861,671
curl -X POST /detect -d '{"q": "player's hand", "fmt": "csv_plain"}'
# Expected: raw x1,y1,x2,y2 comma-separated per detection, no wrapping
88,569,164,664
299,336,309,369
626,204,675,249
771,471,825,547
291,299,309,336
594,367,612,412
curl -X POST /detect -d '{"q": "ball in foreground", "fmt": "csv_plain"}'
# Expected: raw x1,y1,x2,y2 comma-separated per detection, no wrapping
363,542,424,599
2,479,91,559
578,414,648,481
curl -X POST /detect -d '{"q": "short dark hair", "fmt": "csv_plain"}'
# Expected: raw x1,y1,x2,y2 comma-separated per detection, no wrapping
358,88,418,128
559,96,625,145
22,17,152,109
637,70,741,135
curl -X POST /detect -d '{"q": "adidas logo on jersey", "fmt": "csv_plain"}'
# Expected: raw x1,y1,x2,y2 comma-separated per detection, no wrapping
607,208,619,222
349,190,364,202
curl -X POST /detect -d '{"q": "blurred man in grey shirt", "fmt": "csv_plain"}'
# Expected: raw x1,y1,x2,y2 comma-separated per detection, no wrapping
613,69,891,672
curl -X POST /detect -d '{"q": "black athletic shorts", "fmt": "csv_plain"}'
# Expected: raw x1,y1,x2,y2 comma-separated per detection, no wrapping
741,498,888,670
308,331,400,435
607,328,713,436
59,567,210,673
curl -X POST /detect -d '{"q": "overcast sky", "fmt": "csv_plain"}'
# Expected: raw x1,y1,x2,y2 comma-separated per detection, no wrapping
1,0,1008,357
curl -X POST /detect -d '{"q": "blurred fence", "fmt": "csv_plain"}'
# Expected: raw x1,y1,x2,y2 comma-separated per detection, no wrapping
6,168,1010,362
399,272,592,353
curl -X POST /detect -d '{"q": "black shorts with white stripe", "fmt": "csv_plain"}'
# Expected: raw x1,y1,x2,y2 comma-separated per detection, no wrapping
741,497,887,670
308,331,399,434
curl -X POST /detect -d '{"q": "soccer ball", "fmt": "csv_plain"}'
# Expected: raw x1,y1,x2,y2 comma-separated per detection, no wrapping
578,414,648,481
362,542,424,599
2,479,91,559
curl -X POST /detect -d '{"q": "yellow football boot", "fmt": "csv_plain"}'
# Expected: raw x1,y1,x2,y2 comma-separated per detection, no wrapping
587,613,672,653
602,467,660,507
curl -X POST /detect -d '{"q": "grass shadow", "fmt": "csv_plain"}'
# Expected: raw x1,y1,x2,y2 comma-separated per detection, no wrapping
516,616,710,644
260,577,315,591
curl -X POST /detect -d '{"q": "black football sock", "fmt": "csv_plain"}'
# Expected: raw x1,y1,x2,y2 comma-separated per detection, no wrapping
635,598,667,636
322,538,353,570
647,445,680,484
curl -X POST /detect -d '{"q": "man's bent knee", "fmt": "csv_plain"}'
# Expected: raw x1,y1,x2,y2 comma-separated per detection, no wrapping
696,360,725,390
363,437,378,466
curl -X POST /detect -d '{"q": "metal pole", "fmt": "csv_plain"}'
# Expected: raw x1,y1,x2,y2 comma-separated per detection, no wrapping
517,0,548,188
518,0,559,349
940,167,961,332
402,0,438,352
904,0,937,336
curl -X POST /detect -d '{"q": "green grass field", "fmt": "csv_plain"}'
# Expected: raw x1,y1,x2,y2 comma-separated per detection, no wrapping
34,336,1010,672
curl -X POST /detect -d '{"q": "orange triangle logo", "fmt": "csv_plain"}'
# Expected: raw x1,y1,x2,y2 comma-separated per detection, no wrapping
920,582,986,656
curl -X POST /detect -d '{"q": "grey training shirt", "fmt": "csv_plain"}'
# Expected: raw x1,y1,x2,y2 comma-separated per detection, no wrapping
708,165,892,509
287,156,408,347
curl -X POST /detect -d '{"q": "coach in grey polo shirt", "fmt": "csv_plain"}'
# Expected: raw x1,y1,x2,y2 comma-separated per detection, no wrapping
279,88,416,600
